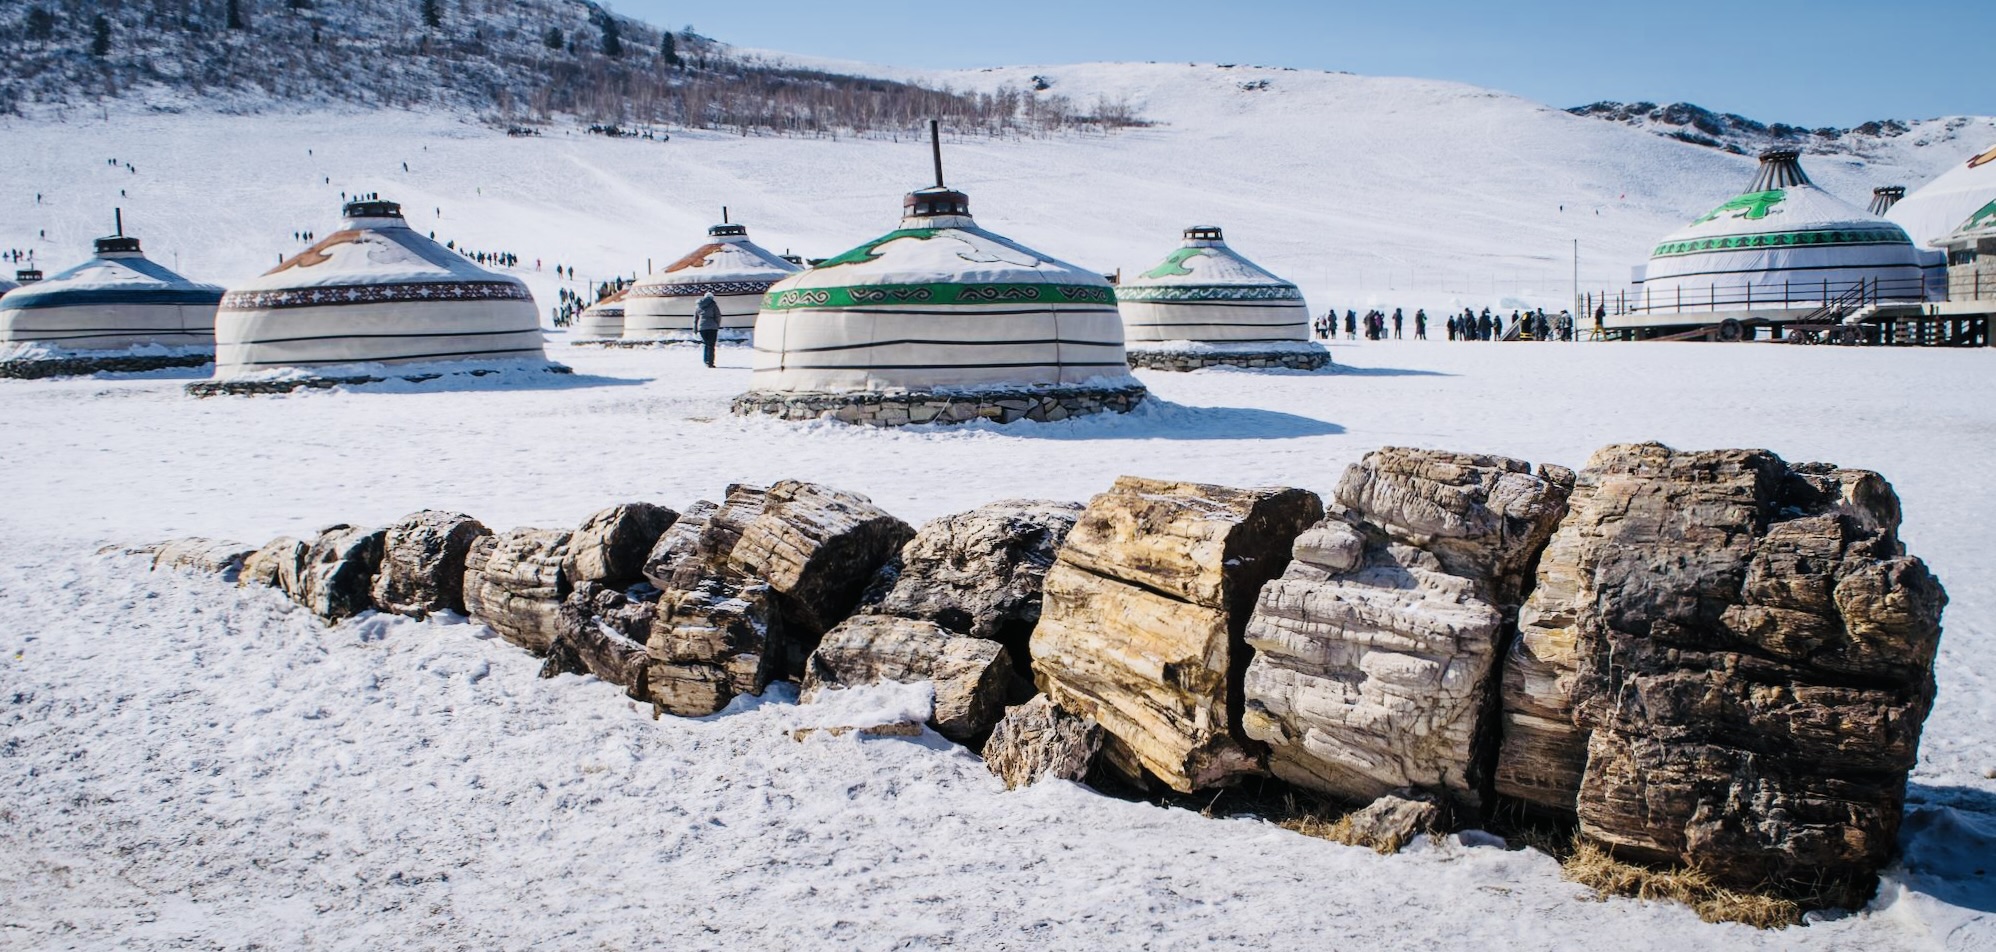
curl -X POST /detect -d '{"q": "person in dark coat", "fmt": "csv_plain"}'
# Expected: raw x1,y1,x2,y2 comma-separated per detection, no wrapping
1477,311,1492,341
1391,308,1404,339
694,291,723,367
1414,309,1427,340
1345,310,1357,340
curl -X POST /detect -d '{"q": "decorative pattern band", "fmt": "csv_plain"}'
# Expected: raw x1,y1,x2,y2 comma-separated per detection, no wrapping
221,281,532,311
1652,228,1911,259
764,282,1116,310
629,280,778,299
1114,285,1303,303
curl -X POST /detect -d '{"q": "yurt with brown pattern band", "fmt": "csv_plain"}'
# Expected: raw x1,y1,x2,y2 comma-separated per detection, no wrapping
622,220,800,343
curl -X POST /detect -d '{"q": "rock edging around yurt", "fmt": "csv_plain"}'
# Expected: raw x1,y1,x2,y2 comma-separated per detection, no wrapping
1,348,213,380
184,358,573,396
133,442,1947,926
1124,340,1332,372
731,381,1150,426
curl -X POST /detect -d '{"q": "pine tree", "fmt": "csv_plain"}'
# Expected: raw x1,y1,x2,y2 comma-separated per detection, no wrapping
89,14,111,56
543,26,563,50
660,31,681,68
421,0,441,29
226,0,245,30
599,17,621,58
26,7,56,42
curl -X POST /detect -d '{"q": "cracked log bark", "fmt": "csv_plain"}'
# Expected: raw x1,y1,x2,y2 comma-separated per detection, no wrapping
372,511,490,618
1031,476,1322,793
463,528,572,654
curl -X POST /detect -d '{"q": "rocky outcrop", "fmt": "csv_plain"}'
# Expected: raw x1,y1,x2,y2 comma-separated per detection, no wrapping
241,536,308,597
147,538,256,578
645,577,782,717
1241,449,1572,812
371,511,490,618
802,615,1013,744
563,503,677,588
983,695,1104,790
875,499,1080,668
1494,443,1947,900
1031,477,1323,792
541,583,654,698
297,524,387,623
463,528,572,654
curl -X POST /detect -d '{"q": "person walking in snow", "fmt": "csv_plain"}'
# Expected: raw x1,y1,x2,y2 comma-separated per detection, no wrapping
1345,310,1357,340
695,291,723,368
1477,310,1492,341
1415,309,1427,340
1392,308,1404,340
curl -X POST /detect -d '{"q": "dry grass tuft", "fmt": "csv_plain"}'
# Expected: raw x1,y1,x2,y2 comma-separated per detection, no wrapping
1561,839,1804,929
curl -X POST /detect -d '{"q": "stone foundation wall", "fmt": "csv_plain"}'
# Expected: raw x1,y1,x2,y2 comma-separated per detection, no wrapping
731,383,1149,426
1126,348,1331,372
1,352,212,380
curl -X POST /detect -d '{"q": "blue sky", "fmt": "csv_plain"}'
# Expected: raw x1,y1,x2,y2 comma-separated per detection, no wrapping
617,0,1991,127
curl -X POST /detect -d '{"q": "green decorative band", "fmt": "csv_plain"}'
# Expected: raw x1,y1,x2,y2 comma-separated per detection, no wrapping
1652,228,1910,259
1115,284,1302,303
763,282,1115,310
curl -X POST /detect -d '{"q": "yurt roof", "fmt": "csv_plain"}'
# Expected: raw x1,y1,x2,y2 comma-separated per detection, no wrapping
1117,226,1300,298
1888,142,1996,247
770,187,1108,307
0,235,221,311
584,288,629,312
1650,150,1912,259
633,223,800,291
1943,197,1996,245
231,197,521,293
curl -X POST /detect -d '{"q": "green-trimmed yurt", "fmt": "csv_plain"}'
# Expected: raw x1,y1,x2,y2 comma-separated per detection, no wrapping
1115,226,1330,371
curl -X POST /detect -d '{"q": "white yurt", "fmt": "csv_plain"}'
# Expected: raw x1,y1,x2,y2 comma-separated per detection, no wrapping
1634,149,1931,313
207,196,546,384
1888,142,1996,249
573,288,629,341
623,219,801,342
1115,226,1329,371
735,132,1145,426
0,217,221,369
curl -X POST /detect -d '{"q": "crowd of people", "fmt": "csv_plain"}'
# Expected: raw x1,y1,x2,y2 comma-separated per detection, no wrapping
1312,306,1578,342
443,240,521,269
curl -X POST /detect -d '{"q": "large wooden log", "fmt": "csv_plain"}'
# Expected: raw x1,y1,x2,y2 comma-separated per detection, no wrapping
371,511,490,618
463,528,572,654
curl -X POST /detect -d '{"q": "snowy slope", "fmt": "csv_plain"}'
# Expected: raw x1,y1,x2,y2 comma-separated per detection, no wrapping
4,62,1991,322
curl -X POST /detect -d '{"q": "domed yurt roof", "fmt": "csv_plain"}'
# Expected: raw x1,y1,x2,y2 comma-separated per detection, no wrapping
737,123,1142,424
0,216,222,352
1116,226,1312,346
624,217,801,340
1888,142,1996,247
212,195,543,377
1640,149,1928,307
574,287,629,340
1940,195,1996,248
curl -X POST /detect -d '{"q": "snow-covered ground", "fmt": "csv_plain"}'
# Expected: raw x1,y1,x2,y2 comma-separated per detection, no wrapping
2,339,1993,950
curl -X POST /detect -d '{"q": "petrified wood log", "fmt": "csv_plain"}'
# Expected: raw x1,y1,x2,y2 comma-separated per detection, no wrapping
371,511,490,618
802,614,1013,744
875,499,1080,669
463,528,572,654
644,577,783,717
564,502,677,588
1031,476,1322,793
984,695,1104,791
1242,450,1571,813
297,524,387,623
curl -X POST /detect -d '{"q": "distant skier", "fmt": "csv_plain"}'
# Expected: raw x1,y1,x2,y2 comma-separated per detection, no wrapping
695,292,723,368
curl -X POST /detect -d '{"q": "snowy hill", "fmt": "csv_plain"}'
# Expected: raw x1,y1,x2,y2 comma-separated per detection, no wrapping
1570,100,1996,165
5,58,1993,321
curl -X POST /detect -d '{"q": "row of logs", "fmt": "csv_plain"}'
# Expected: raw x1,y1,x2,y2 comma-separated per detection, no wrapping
139,442,1948,910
